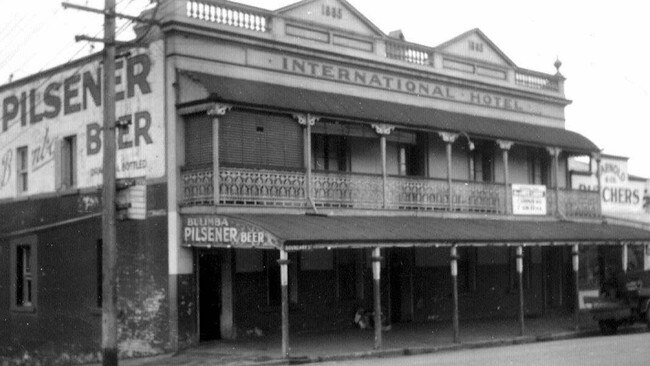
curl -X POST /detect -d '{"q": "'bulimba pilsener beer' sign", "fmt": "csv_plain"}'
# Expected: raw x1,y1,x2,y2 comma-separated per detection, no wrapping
182,215,280,249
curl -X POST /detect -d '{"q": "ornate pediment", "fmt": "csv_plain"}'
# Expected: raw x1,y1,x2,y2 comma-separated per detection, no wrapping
276,0,384,37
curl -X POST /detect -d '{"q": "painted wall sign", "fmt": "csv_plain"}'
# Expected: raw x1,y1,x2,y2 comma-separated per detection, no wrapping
512,184,547,215
182,215,281,249
571,157,645,214
0,40,165,199
278,55,532,113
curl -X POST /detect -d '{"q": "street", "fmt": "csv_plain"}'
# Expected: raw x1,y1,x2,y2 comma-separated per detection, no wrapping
319,333,650,366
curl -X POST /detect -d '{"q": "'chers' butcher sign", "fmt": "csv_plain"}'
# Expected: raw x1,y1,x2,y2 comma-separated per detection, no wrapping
182,215,281,249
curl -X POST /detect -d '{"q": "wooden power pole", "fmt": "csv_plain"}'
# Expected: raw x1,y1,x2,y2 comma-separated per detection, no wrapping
61,2,158,364
101,0,118,364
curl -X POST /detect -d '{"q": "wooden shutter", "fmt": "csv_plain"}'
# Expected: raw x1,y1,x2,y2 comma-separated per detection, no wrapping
219,111,302,169
184,114,213,166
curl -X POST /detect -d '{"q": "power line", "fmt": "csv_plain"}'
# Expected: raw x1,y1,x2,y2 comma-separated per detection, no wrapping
0,3,156,148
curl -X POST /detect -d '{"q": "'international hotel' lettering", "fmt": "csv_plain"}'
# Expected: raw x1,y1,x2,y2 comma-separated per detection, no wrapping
281,56,526,113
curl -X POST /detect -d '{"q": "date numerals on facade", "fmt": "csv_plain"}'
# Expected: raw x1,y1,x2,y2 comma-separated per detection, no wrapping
321,5,343,19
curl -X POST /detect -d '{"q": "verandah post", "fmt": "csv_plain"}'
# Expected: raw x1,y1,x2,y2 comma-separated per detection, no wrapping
208,104,232,205
438,133,459,211
278,249,290,358
450,244,459,343
516,245,525,336
372,124,395,209
497,140,514,214
372,247,383,349
572,244,580,329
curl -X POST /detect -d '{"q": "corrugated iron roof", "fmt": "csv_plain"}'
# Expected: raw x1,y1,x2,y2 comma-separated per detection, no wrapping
227,214,650,246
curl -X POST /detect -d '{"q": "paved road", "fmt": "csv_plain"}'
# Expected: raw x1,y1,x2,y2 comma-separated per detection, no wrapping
319,333,650,366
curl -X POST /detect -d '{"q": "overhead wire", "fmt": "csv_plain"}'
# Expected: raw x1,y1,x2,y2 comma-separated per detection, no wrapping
0,0,159,148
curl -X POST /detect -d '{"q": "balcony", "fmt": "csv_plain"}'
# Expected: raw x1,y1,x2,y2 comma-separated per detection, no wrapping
181,166,600,218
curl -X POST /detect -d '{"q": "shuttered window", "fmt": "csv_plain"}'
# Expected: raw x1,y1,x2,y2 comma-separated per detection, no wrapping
219,111,303,169
184,110,303,169
184,114,213,166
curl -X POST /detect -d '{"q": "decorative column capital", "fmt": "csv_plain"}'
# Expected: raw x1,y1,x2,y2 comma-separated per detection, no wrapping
546,147,561,157
293,113,320,126
438,132,459,144
371,123,395,135
207,103,232,116
497,140,514,151
591,151,602,162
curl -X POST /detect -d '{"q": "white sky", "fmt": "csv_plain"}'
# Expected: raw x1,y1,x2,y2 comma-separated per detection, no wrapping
1,0,649,177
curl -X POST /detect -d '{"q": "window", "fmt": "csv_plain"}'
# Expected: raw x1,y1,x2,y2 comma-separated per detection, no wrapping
397,144,423,176
458,247,477,293
528,149,549,186
61,135,77,188
312,134,350,172
11,236,37,311
16,146,28,193
470,143,494,182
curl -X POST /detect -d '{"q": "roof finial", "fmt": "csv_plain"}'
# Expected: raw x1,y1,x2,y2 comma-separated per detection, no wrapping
554,57,562,74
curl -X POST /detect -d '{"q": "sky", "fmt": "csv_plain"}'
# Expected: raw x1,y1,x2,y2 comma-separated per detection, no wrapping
1,0,649,177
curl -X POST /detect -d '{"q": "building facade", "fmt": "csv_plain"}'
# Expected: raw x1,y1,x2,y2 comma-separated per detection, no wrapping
2,0,650,362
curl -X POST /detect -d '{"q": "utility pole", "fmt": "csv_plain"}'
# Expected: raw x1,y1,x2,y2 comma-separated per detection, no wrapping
101,0,118,364
61,3,158,364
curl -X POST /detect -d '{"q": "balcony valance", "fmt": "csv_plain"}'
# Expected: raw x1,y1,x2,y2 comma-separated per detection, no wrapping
183,214,650,249
182,72,599,153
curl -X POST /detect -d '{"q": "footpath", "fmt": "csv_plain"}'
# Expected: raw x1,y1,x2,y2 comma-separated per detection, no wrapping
116,315,647,366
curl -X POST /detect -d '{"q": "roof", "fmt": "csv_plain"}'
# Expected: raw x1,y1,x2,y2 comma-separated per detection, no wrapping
185,73,599,153
226,214,650,247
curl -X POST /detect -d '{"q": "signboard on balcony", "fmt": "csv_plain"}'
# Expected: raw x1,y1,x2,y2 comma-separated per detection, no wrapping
571,157,645,214
182,215,281,249
512,184,547,215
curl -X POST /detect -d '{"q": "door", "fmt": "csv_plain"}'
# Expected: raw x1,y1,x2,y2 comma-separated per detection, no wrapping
198,250,221,341
542,247,564,310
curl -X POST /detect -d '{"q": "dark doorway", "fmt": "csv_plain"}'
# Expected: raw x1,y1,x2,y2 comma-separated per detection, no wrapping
389,249,413,323
198,250,221,341
542,247,564,311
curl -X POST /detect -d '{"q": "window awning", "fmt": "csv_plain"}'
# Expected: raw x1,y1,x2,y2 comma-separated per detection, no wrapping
184,214,650,249
182,72,599,154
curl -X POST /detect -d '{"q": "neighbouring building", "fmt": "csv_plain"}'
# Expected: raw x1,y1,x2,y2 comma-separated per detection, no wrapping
2,0,650,363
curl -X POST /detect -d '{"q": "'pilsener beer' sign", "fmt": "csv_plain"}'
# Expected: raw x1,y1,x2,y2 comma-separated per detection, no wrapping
182,215,281,249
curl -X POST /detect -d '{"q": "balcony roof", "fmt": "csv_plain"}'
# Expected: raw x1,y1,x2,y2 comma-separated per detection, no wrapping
184,72,598,153
223,214,650,248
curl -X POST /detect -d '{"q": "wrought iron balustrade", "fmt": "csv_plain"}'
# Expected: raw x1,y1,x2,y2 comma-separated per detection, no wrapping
453,180,505,213
558,189,600,218
385,176,449,210
181,167,600,217
219,167,306,207
182,166,214,205
312,172,383,209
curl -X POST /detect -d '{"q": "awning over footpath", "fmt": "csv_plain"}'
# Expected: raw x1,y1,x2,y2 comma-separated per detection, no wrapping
222,214,650,249
184,72,599,153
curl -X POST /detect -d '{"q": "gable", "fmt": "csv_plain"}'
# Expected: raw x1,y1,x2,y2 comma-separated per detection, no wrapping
276,0,384,37
437,29,514,67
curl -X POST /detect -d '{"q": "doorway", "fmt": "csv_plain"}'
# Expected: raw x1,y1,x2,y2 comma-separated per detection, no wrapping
542,247,565,311
198,249,221,341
